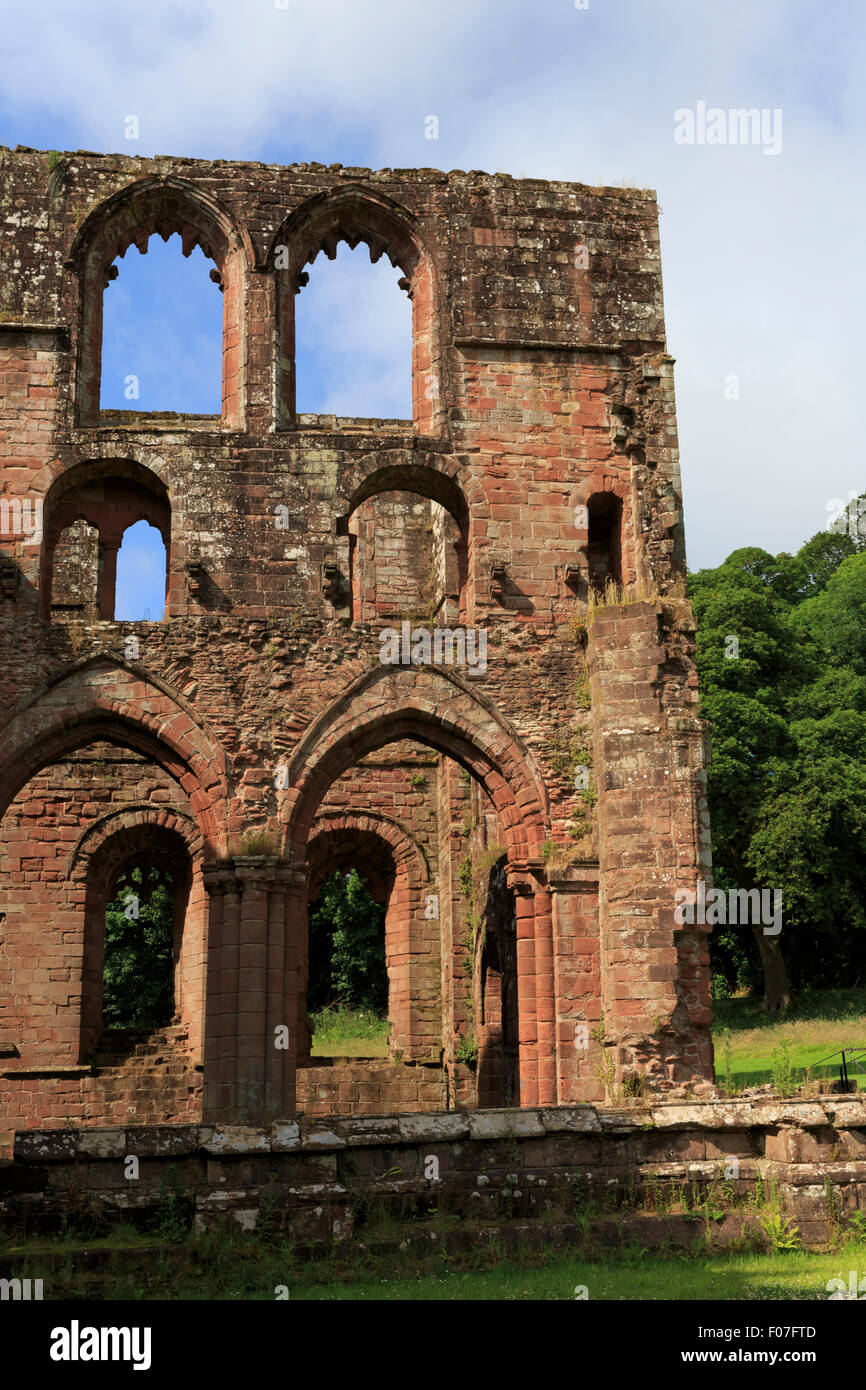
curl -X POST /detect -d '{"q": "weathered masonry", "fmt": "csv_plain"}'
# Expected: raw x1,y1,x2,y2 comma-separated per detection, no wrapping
8,1097,866,1251
0,146,714,1137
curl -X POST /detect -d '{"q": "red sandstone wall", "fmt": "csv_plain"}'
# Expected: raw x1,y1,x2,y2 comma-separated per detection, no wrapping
0,745,193,1061
588,601,714,1090
0,148,713,1130
0,743,206,1136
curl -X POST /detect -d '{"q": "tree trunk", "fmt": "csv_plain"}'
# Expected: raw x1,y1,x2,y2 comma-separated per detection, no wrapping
752,924,791,1012
730,847,792,1013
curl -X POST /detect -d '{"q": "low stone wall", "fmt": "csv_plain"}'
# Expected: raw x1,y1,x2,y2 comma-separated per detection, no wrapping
296,1059,478,1115
3,1097,864,1249
0,1027,202,1151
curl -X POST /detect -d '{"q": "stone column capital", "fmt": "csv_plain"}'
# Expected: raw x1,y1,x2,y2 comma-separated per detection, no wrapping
202,855,304,894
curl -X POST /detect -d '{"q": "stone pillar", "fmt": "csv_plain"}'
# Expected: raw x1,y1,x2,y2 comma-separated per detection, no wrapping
509,872,539,1107
202,856,304,1124
97,542,119,620
548,867,604,1104
242,269,274,434
435,757,474,1079
533,887,557,1105
588,599,714,1096
220,245,247,429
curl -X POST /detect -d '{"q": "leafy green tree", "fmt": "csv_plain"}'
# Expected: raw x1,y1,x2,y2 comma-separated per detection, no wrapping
753,554,866,988
783,528,862,602
308,869,388,1013
690,515,866,1011
794,552,866,674
103,865,175,1029
689,549,809,1009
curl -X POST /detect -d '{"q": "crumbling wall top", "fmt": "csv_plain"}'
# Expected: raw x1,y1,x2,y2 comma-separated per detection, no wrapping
0,145,667,351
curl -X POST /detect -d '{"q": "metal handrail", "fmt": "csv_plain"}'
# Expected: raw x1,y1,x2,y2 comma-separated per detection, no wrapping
804,1046,866,1091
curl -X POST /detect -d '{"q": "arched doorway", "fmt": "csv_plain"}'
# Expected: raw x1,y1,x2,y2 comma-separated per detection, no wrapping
0,660,225,1123
476,853,520,1108
282,665,553,1110
77,816,203,1062
304,811,433,1065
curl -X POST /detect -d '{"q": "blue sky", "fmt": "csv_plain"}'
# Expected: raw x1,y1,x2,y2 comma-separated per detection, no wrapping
3,0,864,619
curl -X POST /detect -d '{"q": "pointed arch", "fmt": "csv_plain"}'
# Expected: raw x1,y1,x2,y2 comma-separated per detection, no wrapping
266,184,423,284
40,458,171,622
269,185,445,433
281,663,553,1102
0,658,229,853
282,663,549,868
67,175,255,274
68,175,253,427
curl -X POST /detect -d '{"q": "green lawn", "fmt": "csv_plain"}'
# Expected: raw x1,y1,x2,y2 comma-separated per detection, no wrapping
283,1244,866,1301
712,988,866,1090
309,1005,390,1057
9,1236,866,1301
308,991,866,1083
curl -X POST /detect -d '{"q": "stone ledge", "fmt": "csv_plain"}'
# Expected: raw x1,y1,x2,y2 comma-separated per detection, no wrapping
468,1110,545,1140
11,1096,866,1162
2,1065,93,1079
645,1099,866,1130
0,320,69,339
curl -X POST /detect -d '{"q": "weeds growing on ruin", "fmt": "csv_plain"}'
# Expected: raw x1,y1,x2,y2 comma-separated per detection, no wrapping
759,1211,802,1251
770,1036,798,1098
226,829,280,858
583,574,689,627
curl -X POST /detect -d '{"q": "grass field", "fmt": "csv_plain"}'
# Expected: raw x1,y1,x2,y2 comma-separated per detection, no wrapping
712,987,866,1091
6,1232,866,1300
309,990,866,1088
309,1005,389,1057
279,1243,866,1301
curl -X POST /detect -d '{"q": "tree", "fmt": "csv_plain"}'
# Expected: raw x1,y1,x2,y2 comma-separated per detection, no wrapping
103,864,175,1029
307,869,388,1013
689,549,808,1009
690,520,866,1010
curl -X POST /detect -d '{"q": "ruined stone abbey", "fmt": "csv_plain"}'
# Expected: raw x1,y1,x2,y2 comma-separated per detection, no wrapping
0,147,715,1139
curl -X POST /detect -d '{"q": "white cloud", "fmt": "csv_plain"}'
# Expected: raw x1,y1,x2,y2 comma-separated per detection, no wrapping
295,244,411,417
3,0,864,568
